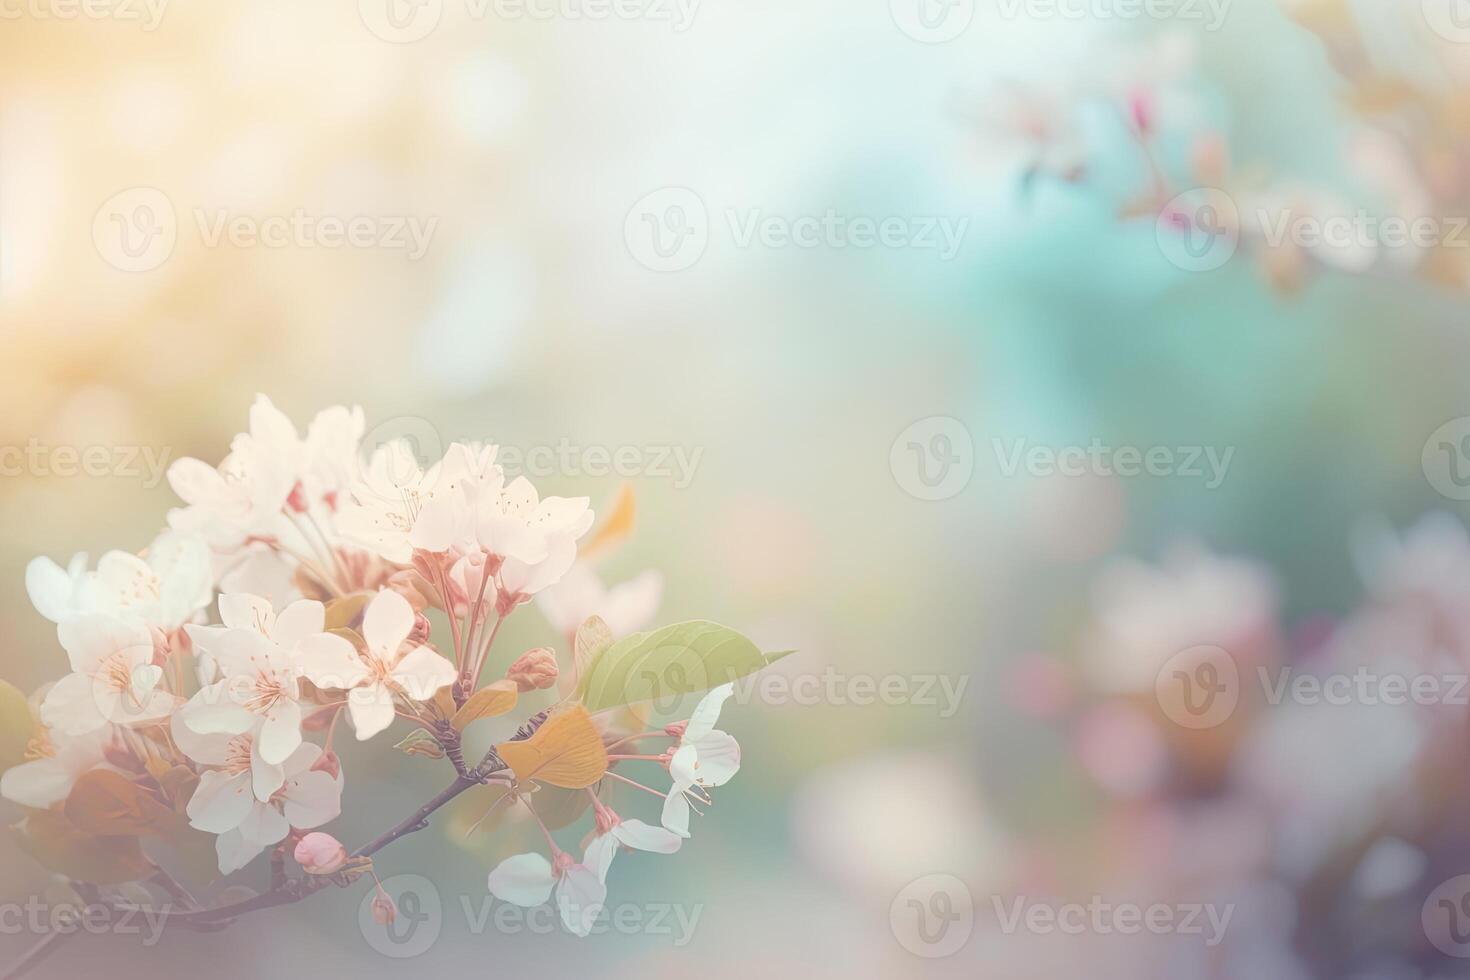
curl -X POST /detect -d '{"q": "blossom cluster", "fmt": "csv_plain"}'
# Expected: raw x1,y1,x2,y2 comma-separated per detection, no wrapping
1,397,778,939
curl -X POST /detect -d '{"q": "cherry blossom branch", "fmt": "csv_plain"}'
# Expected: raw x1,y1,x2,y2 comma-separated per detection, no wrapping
8,750,513,974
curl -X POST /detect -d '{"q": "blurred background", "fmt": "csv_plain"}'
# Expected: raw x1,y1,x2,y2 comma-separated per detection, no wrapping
6,0,1470,976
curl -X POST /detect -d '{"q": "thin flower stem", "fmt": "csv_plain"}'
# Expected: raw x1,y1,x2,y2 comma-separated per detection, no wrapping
468,599,507,692
460,568,494,678
431,563,464,668
303,509,350,588
603,770,669,800
520,797,560,855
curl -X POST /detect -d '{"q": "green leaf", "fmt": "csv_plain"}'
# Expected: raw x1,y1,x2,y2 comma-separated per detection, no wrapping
393,729,446,759
0,680,34,774
576,621,792,713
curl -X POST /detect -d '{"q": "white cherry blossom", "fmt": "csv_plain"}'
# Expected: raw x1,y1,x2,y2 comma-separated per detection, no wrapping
537,566,663,639
661,683,741,838
299,589,456,740
180,725,343,875
0,725,113,810
182,594,355,771
26,529,213,632
487,848,607,937
40,615,176,736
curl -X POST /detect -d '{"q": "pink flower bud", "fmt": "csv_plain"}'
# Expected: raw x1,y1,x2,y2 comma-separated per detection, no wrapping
294,833,348,875
506,647,559,693
408,612,431,647
663,721,688,739
371,886,397,925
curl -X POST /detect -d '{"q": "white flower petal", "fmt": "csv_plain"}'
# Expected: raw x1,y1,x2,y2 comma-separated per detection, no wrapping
685,683,734,742
487,853,555,907
689,731,740,787
389,646,457,702
661,788,691,839
555,864,606,937
362,590,414,660
614,818,683,855
187,770,256,834
298,633,370,690
40,672,107,737
272,600,326,649
281,771,342,829
25,556,81,623
257,699,303,766
218,593,273,632
349,685,397,740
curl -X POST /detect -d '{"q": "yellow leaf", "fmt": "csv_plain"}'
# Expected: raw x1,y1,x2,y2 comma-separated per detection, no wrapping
496,705,608,789
64,770,174,837
0,680,35,774
15,811,155,885
453,680,519,731
579,484,636,560
432,688,458,721
324,593,374,631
